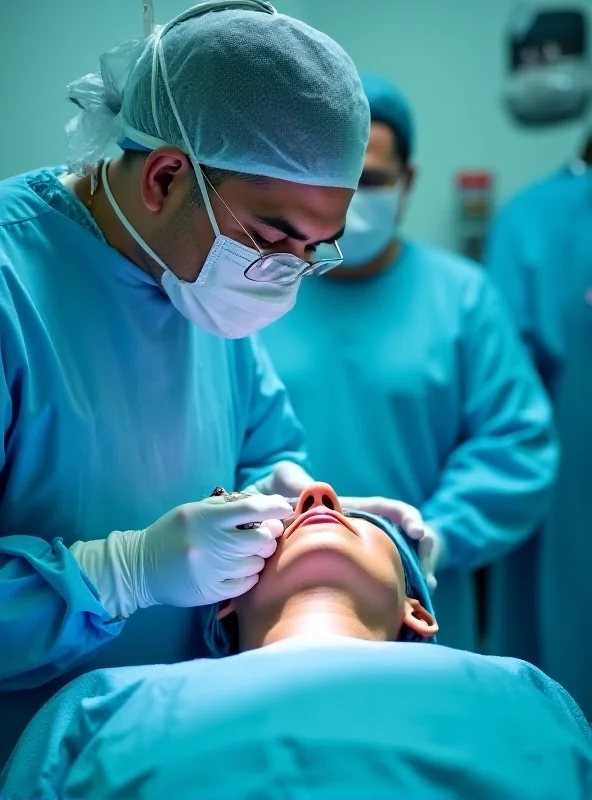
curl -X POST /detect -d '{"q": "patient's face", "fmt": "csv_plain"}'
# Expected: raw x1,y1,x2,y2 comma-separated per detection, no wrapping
234,483,409,638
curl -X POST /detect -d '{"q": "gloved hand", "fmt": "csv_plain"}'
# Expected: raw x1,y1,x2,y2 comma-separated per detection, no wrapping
336,496,426,541
417,526,446,594
70,493,293,619
246,461,313,498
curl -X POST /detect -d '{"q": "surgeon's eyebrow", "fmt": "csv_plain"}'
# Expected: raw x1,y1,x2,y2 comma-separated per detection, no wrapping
254,215,345,246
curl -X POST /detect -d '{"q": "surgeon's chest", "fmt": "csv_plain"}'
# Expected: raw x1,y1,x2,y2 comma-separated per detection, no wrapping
1,279,240,541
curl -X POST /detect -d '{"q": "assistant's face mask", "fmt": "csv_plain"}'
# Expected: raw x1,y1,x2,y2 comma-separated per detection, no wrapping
505,59,592,125
338,184,403,267
504,7,592,126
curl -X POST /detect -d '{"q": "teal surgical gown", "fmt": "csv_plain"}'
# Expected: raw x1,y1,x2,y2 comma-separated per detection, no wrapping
0,168,307,766
486,166,592,719
261,242,558,652
2,639,591,799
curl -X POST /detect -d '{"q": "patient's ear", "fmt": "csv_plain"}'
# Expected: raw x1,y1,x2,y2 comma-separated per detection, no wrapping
403,597,438,638
217,600,236,621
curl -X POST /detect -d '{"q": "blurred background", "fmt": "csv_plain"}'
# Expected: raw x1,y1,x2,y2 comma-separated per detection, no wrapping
1,0,590,250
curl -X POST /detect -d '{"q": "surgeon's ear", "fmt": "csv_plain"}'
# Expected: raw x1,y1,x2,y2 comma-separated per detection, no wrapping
402,597,438,638
217,600,236,621
141,149,194,212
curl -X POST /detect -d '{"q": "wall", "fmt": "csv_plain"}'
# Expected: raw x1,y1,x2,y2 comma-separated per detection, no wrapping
0,0,305,177
307,0,592,249
0,0,590,248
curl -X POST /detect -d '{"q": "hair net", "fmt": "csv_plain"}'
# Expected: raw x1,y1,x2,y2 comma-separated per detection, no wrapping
65,4,369,188
204,510,436,657
362,74,415,163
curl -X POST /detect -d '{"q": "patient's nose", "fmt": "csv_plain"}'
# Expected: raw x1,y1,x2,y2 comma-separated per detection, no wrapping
295,482,343,517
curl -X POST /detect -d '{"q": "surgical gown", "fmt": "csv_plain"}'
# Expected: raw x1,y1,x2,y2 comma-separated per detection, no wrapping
0,168,307,766
2,639,591,799
261,242,557,651
486,167,592,719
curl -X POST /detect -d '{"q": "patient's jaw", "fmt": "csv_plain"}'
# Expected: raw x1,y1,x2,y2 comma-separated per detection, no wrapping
228,483,437,651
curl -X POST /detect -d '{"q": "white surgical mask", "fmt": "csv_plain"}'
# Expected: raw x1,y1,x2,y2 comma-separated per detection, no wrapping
505,60,592,126
338,185,403,267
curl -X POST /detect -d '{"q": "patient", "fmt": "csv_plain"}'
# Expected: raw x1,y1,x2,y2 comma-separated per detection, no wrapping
2,484,591,800
211,481,437,654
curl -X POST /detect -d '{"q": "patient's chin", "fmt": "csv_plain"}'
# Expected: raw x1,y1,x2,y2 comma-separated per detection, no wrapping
274,539,378,591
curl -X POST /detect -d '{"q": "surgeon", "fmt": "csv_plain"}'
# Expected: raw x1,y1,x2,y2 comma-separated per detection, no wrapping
486,133,592,718
0,3,427,768
261,75,559,651
3,483,591,800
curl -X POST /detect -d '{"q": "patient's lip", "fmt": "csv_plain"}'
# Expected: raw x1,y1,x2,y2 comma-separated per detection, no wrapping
285,506,360,538
300,512,342,527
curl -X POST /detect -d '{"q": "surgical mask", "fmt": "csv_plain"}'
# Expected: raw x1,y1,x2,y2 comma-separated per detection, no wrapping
505,59,592,126
100,160,299,338
339,185,402,267
503,6,592,127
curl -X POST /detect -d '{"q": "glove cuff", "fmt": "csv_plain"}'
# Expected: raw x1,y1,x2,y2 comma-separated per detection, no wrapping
70,529,151,619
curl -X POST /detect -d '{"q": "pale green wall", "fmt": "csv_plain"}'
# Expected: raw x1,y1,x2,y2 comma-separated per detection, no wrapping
305,0,592,249
0,0,306,177
0,0,590,248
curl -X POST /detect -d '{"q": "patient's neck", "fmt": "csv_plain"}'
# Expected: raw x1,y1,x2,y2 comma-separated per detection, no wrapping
239,589,389,651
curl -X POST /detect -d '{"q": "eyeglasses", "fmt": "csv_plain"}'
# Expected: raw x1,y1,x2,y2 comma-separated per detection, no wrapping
244,240,343,285
202,168,344,285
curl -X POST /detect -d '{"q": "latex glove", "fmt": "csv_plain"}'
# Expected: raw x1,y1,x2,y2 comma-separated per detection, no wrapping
334,496,426,542
417,526,446,594
246,461,313,498
70,493,293,619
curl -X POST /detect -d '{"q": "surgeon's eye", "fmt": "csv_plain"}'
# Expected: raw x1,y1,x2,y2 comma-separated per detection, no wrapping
252,232,274,250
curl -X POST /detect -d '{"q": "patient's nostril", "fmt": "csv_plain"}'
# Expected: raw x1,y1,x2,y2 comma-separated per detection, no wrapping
322,494,334,510
302,495,315,512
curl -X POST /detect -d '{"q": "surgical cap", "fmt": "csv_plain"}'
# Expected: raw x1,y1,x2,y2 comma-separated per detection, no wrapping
65,6,370,188
362,74,415,163
204,511,436,656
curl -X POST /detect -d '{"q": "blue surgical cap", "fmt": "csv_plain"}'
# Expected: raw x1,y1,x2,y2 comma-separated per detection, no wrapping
361,74,415,163
66,6,370,188
205,511,435,656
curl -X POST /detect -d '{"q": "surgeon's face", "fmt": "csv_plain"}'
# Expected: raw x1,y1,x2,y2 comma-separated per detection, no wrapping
234,483,410,639
138,151,353,282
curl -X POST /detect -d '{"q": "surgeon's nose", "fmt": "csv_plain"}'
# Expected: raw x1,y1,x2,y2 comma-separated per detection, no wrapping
294,482,343,517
